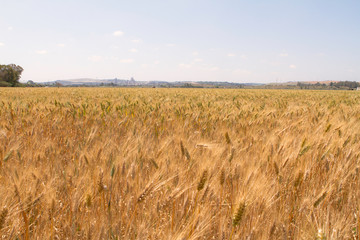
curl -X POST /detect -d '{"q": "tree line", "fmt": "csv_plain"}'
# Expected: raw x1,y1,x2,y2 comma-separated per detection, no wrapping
0,64,23,87
297,81,359,90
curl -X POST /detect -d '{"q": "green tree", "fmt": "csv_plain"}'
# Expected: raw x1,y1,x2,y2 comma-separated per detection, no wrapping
0,64,24,87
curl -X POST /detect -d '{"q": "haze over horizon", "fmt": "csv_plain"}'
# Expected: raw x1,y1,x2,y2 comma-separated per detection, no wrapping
1,0,359,83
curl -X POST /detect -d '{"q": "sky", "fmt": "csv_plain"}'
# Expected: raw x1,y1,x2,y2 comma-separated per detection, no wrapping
0,0,359,83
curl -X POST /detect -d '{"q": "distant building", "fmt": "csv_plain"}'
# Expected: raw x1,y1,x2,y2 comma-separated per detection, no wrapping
130,77,136,85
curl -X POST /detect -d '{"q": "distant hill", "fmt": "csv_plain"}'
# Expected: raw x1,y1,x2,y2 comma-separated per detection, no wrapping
32,78,359,90
301,80,339,85
268,80,340,86
39,78,262,88
265,80,359,90
42,78,137,86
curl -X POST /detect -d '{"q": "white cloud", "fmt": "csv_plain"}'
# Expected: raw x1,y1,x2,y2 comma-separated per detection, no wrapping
233,69,252,75
289,64,296,69
113,30,124,36
154,60,160,65
269,61,281,66
129,48,138,53
279,53,288,57
210,67,219,71
227,53,236,57
179,63,192,68
8,26,13,31
166,43,176,47
132,39,142,43
0,42,4,47
57,43,65,47
240,54,247,59
88,55,104,62
193,58,203,62
141,64,149,68
192,51,199,56
120,58,134,63
36,50,48,55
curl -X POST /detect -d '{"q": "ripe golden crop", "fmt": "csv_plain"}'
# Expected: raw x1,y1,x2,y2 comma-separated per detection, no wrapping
0,87,360,239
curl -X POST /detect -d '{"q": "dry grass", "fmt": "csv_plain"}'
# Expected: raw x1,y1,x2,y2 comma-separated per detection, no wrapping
0,88,360,239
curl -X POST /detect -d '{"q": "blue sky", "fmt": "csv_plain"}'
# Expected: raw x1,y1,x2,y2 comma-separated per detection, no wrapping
0,0,359,83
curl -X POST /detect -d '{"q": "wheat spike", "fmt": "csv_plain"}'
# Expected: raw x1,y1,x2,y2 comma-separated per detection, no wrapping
0,208,8,230
225,132,231,144
138,184,154,203
294,171,303,188
197,170,208,191
180,141,185,156
98,171,104,193
314,192,327,208
220,169,225,186
233,202,246,227
274,162,279,175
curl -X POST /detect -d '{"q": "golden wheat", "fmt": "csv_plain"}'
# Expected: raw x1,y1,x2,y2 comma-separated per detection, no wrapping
0,88,359,239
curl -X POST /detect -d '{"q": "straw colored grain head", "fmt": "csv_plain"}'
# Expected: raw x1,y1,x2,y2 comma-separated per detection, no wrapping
233,202,246,227
219,169,225,186
0,208,8,230
197,170,208,191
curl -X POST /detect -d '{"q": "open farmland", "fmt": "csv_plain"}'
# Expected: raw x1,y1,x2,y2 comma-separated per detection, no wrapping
1,88,360,239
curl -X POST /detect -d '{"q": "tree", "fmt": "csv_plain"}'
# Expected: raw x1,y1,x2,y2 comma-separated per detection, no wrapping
0,64,24,87
334,81,359,89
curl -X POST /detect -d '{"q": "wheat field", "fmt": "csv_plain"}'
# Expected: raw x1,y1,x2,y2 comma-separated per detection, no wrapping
1,88,360,239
